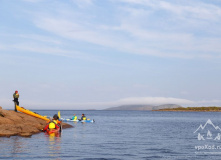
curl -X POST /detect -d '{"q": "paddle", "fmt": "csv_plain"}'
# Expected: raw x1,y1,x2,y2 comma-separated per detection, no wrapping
58,111,62,132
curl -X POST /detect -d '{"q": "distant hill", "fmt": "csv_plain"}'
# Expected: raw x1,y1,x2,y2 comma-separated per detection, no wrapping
152,104,183,110
104,104,182,111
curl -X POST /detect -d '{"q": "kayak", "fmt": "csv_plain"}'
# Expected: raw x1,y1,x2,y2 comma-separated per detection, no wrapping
61,118,95,123
46,128,60,134
61,118,78,122
80,119,95,123
16,105,50,121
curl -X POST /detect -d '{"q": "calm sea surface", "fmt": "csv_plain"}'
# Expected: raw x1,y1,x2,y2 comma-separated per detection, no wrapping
1,110,221,160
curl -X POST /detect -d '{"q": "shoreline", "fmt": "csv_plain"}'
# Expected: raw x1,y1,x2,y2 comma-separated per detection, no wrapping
0,106,73,137
152,106,221,112
152,110,221,112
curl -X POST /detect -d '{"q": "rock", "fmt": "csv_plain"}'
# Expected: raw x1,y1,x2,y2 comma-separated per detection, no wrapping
62,122,73,129
0,106,73,137
0,130,18,137
18,132,32,137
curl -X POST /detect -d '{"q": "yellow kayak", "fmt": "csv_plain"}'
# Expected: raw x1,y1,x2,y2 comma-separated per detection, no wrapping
16,105,50,121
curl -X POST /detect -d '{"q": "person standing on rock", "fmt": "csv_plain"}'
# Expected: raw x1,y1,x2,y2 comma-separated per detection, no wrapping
13,90,19,111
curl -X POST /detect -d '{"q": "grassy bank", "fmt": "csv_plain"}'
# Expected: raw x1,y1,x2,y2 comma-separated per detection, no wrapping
153,106,221,112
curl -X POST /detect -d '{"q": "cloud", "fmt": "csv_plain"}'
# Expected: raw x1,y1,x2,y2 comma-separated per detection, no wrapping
31,96,196,109
33,17,123,49
0,97,191,110
25,0,221,59
117,0,221,21
12,43,70,55
10,42,117,65
159,1,221,21
2,0,221,63
116,2,221,57
117,97,194,105
22,0,43,2
194,100,221,107
71,0,94,8
18,34,62,45
2,96,221,110
32,16,188,58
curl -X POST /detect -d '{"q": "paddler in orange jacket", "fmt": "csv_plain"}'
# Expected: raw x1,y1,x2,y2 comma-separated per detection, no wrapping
45,114,61,124
43,117,60,132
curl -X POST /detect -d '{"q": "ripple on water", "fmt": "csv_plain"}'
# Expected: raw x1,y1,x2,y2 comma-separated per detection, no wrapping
2,110,221,159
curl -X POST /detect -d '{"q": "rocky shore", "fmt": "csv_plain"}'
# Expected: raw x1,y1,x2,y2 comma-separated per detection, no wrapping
0,106,73,137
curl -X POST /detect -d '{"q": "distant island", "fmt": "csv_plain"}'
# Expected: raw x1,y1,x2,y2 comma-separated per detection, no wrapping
104,105,221,112
153,106,221,112
104,104,182,111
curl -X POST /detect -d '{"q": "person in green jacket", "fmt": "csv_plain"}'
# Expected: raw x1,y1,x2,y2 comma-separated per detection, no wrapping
13,90,19,112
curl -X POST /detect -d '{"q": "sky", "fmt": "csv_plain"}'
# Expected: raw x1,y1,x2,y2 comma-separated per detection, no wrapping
1,0,221,110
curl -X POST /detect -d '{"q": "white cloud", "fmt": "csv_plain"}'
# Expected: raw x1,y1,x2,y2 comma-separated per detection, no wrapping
116,2,221,57
2,0,221,63
117,97,194,105
33,17,122,49
117,0,221,21
26,0,221,59
2,96,221,110
22,0,43,3
12,43,70,55
31,16,190,58
196,100,221,105
18,34,62,45
158,1,221,21
71,0,94,8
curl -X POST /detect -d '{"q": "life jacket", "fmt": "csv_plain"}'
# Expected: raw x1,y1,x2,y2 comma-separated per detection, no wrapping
48,121,56,129
47,119,60,125
82,116,86,120
13,93,19,99
54,119,61,125
49,121,57,129
72,116,77,120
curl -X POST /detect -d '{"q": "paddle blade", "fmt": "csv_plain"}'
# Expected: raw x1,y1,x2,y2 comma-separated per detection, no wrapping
58,111,61,119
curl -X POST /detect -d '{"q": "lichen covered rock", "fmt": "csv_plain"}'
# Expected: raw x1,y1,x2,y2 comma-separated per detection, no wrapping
0,107,73,137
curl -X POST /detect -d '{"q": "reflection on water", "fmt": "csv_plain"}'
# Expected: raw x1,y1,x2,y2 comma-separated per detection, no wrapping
4,110,221,159
0,132,63,159
12,136,28,157
45,132,61,160
0,136,28,159
72,122,88,139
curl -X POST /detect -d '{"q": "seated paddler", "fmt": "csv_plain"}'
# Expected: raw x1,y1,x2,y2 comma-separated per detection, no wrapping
52,114,61,125
42,117,60,131
80,114,87,121
71,114,77,120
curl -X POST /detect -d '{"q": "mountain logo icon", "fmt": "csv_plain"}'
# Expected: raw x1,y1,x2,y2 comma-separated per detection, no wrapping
194,119,221,133
194,119,221,141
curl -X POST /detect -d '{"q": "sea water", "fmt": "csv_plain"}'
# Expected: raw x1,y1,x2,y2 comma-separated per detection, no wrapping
1,110,221,160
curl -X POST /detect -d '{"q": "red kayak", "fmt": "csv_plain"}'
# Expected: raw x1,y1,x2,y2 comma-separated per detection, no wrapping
46,128,60,134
